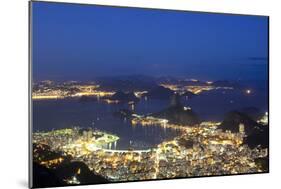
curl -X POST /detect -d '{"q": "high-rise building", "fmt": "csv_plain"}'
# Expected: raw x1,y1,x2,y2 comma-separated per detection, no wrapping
87,131,92,140
83,130,88,140
239,123,245,134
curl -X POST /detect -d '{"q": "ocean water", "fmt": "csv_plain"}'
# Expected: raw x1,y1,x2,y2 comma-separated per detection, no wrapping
32,86,268,150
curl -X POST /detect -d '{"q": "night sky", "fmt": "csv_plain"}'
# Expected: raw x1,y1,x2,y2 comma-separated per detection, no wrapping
32,1,268,81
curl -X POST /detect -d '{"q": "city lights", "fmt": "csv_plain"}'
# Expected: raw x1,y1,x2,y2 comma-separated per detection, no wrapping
33,120,268,182
32,79,268,184
246,89,252,94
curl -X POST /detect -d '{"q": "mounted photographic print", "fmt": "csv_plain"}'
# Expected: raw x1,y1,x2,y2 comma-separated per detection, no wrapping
29,1,269,188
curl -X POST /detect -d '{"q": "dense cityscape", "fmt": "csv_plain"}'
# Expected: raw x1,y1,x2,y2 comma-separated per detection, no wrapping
31,2,269,188
32,79,269,186
33,121,268,183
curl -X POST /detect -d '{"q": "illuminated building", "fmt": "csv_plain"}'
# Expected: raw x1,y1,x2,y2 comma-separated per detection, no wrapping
257,112,269,125
32,81,114,100
239,123,245,134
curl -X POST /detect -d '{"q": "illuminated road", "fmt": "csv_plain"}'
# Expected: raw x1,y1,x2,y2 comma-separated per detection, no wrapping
100,148,153,154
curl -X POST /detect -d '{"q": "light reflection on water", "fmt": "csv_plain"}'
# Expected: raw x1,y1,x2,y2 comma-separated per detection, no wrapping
33,88,267,150
33,98,180,150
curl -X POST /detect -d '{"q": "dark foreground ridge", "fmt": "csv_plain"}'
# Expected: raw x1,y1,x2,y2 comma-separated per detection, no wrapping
32,143,109,188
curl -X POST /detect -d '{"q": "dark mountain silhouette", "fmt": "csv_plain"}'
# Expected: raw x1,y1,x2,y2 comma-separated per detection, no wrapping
55,161,108,184
33,143,72,167
145,86,174,99
108,91,139,103
245,126,269,148
220,111,259,134
33,162,66,188
239,107,263,121
33,161,109,188
254,157,269,172
152,105,199,126
220,111,268,148
152,94,200,126
33,143,109,188
220,111,264,134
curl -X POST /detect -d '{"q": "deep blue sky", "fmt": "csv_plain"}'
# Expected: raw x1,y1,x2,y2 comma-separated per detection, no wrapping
32,1,268,81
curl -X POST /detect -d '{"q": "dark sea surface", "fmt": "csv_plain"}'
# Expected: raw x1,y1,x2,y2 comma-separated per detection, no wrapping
33,84,268,150
33,98,182,150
